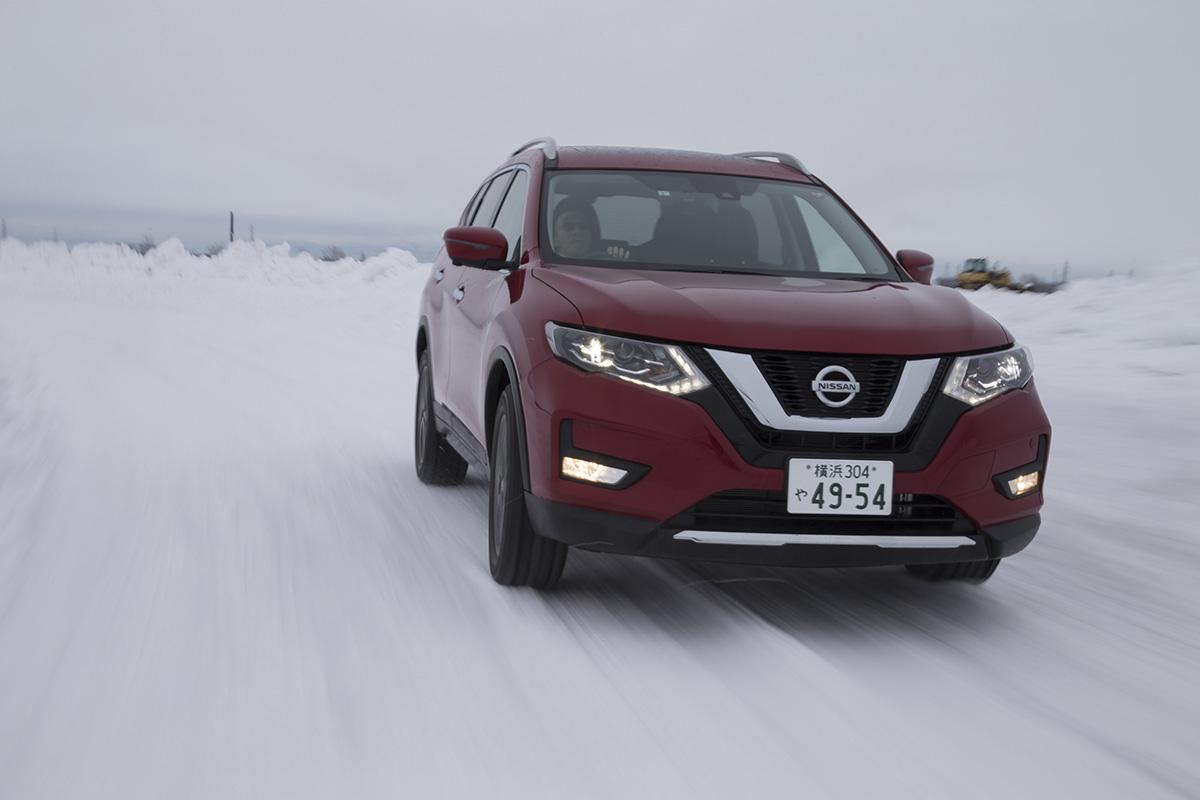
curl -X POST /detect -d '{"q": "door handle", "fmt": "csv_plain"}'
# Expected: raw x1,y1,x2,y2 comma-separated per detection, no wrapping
435,267,445,283
452,286,465,302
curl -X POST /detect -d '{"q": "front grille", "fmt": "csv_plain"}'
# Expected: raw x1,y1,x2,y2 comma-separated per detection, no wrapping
667,490,968,535
753,352,903,418
688,347,952,455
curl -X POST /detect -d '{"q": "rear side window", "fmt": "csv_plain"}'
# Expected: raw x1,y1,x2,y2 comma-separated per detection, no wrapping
490,171,529,261
471,172,514,227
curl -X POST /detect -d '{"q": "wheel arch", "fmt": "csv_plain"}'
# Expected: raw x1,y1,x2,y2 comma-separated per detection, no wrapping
415,316,429,365
485,346,531,492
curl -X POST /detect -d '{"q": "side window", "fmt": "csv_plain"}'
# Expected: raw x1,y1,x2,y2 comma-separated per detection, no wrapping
491,171,530,261
460,182,487,225
471,172,514,228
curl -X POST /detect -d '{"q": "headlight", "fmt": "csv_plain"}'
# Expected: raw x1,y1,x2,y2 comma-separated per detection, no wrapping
942,345,1033,406
545,323,710,395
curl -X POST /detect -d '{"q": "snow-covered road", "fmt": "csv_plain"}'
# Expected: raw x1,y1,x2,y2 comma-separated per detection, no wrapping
1,240,1197,799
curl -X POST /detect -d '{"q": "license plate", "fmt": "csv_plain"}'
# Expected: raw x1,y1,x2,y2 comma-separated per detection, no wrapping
787,459,894,515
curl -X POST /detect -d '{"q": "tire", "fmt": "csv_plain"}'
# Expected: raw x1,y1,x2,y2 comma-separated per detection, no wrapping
414,351,468,485
905,558,1000,583
488,385,567,589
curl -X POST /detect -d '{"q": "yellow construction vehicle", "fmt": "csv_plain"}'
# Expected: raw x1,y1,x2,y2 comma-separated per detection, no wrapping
954,258,1011,290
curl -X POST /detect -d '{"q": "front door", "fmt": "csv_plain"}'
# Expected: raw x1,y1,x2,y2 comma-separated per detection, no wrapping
447,169,530,445
444,170,515,431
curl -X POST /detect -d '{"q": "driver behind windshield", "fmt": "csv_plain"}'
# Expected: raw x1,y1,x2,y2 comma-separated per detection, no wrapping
551,198,629,260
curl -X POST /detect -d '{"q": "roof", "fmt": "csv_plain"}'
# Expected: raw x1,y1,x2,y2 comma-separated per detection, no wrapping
509,145,816,183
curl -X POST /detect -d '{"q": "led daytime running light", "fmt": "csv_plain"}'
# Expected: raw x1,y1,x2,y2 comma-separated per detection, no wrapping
943,345,1033,406
546,323,711,396
1007,471,1040,496
561,457,628,485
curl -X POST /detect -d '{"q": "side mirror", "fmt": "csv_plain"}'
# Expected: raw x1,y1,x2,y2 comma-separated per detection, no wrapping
896,249,935,285
444,226,510,269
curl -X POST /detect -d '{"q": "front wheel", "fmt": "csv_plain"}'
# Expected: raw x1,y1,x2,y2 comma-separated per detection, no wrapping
905,559,1000,582
489,386,567,589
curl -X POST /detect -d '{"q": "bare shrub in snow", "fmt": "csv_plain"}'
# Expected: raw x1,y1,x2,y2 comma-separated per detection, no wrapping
130,236,156,256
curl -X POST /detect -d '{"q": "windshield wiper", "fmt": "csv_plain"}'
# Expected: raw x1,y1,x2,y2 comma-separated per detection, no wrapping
618,264,897,281
648,267,792,277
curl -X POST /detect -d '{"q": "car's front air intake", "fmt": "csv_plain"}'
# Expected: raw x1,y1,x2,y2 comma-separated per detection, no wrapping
667,491,968,536
752,352,903,418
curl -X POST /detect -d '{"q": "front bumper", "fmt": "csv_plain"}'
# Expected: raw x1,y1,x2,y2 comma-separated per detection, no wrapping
521,355,1049,565
526,493,1039,567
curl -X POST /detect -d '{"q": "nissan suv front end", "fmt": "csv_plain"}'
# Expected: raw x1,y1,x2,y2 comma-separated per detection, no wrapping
415,140,1050,589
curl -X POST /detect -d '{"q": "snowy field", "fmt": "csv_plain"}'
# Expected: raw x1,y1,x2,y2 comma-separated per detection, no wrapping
1,239,1198,799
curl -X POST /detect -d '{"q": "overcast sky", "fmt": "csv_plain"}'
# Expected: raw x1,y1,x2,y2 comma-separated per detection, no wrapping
2,0,1197,272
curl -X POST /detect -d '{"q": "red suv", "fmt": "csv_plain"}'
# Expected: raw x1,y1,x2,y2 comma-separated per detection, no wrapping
415,138,1049,589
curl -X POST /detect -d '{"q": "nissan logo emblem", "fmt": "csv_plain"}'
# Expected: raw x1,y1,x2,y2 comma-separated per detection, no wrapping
812,365,861,408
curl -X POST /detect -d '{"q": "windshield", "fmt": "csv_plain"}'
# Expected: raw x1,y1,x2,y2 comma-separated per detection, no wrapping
541,170,900,279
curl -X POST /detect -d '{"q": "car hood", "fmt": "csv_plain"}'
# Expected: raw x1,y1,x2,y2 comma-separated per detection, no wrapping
533,264,1010,355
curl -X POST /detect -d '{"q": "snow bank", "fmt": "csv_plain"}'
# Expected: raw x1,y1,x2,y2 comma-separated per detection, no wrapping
963,266,1200,351
0,237,428,289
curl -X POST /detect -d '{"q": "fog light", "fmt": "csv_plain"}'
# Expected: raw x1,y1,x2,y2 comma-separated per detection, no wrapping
1007,471,1040,496
562,457,628,485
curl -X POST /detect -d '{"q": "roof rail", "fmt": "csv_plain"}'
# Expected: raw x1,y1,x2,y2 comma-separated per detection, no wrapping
732,151,810,175
511,137,558,163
